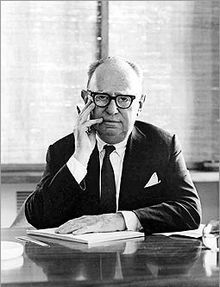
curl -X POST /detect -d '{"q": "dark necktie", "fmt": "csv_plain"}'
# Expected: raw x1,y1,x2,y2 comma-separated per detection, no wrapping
100,145,116,213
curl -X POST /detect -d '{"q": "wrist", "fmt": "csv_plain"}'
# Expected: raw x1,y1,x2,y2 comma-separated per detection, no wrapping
115,213,126,231
74,151,90,167
67,156,87,184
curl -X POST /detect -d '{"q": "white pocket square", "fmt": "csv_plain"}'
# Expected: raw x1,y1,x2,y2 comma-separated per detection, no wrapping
144,172,161,188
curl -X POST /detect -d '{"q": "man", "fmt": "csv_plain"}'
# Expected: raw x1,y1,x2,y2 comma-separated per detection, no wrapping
25,56,201,235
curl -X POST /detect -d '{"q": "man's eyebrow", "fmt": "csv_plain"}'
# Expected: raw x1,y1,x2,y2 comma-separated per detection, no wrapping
113,92,136,97
90,89,104,93
92,90,135,96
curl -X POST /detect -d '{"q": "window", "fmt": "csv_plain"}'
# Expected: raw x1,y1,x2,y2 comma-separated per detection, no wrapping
2,1,219,166
2,1,98,163
109,1,219,165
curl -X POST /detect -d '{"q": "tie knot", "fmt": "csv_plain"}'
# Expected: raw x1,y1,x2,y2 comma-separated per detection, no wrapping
104,145,115,157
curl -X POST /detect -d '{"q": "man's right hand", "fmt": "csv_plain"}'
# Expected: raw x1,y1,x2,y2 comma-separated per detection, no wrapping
73,100,103,167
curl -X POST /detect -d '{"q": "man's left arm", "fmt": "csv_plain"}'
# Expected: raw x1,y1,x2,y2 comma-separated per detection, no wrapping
133,134,202,234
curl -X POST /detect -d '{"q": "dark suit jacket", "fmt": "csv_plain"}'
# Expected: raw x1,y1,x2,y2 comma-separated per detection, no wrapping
25,121,201,233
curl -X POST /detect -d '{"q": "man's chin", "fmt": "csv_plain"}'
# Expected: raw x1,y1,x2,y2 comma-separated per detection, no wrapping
96,130,126,144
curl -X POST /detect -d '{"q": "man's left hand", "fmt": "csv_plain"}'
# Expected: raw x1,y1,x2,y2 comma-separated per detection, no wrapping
55,213,126,235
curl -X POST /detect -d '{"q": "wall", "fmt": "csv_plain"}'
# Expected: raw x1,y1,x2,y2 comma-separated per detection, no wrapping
194,182,219,223
109,1,219,164
1,183,36,228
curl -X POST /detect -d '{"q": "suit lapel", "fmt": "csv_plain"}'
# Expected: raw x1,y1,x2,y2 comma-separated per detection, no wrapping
119,125,155,209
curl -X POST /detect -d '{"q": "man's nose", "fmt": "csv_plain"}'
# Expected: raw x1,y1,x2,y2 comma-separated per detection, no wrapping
106,98,118,114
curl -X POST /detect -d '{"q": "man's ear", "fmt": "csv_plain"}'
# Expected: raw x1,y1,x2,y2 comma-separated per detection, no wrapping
137,94,146,116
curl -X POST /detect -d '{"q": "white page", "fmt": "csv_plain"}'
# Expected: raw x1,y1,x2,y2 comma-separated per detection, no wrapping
27,228,145,246
153,224,205,238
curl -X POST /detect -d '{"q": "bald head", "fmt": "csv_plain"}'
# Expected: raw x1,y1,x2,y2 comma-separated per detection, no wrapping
87,57,143,95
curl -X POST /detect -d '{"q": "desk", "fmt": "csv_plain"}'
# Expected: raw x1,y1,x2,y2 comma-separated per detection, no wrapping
1,228,219,287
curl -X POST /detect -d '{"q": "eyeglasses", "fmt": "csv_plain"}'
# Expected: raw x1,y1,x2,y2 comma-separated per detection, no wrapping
202,220,219,251
82,90,136,109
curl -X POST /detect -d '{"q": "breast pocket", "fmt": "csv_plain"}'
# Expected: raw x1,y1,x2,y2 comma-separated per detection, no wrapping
137,182,165,208
144,181,164,197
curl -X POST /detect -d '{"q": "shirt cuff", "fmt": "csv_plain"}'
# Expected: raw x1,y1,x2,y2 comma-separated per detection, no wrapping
66,155,87,184
119,210,143,231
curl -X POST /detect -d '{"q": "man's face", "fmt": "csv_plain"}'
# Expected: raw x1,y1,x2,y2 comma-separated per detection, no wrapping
88,61,143,144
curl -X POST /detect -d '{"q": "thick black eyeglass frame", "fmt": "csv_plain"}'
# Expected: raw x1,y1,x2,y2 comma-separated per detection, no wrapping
81,89,136,109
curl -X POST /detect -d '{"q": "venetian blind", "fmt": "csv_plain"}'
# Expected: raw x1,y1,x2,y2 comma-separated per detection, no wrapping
109,1,219,165
2,1,97,163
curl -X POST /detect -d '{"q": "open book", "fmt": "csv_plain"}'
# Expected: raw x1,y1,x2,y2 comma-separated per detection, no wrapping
27,228,145,246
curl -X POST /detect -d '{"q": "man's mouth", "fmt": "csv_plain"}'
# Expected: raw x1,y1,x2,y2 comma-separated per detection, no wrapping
103,119,120,123
102,120,120,126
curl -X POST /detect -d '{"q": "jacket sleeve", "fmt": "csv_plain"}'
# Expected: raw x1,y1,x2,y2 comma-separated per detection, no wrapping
25,144,83,229
133,135,202,234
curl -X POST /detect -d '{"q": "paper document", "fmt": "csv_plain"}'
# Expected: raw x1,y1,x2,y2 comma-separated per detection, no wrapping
153,224,205,238
27,228,145,245
27,225,204,246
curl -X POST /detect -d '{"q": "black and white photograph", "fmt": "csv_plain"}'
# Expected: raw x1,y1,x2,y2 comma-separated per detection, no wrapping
1,1,219,286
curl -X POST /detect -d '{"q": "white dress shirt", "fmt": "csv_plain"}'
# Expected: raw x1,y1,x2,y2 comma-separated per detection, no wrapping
67,135,142,231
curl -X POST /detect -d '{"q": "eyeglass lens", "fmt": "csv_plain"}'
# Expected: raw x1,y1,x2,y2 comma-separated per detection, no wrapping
94,93,133,109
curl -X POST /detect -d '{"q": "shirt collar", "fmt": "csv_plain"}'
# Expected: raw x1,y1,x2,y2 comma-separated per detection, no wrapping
96,134,128,156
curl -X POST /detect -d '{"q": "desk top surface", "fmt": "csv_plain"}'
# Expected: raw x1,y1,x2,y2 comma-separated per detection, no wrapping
1,228,219,287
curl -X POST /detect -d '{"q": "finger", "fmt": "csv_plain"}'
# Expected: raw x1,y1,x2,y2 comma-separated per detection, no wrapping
88,127,96,141
55,215,90,234
55,225,71,234
77,118,103,135
75,101,93,123
80,98,93,113
55,222,67,233
56,226,77,234
80,100,94,118
85,118,103,128
76,105,81,114
75,119,102,136
72,226,91,235
80,103,96,123
56,222,79,234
